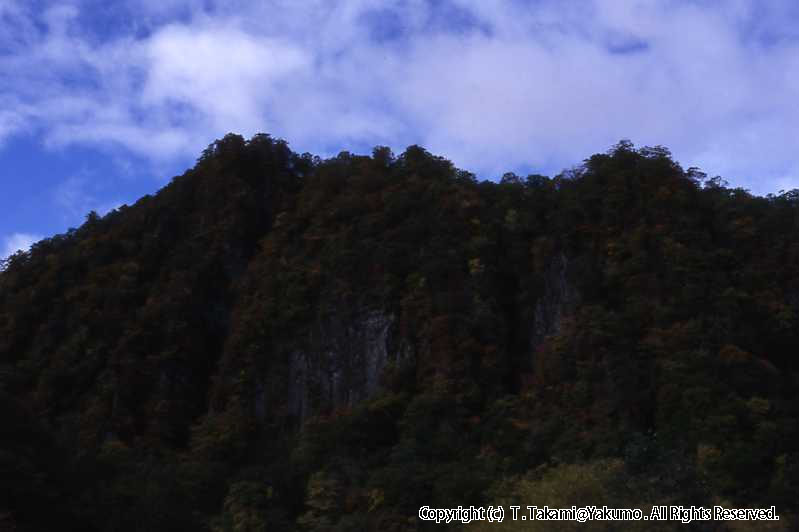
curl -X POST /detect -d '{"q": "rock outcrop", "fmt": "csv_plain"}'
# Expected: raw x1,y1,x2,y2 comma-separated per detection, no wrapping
531,251,578,351
286,309,409,420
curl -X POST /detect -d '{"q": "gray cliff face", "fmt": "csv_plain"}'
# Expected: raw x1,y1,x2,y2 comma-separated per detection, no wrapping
286,309,408,421
531,252,578,351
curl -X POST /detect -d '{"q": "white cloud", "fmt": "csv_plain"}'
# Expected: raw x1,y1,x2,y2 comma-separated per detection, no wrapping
142,24,311,134
1,233,42,260
1,0,799,194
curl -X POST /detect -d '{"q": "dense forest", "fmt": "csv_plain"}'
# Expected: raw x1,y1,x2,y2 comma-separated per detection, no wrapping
1,134,798,531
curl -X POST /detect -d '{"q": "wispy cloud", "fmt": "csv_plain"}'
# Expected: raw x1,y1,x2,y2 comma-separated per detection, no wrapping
53,173,122,225
1,232,42,260
1,0,799,193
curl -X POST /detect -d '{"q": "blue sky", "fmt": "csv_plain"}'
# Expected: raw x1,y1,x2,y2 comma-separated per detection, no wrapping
3,0,799,258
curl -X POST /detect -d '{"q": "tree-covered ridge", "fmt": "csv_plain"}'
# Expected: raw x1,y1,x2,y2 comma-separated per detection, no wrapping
1,135,798,531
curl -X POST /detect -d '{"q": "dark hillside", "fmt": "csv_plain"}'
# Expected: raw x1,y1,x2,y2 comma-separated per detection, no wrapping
1,135,798,531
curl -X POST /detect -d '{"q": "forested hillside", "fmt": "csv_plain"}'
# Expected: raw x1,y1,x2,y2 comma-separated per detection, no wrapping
1,134,798,531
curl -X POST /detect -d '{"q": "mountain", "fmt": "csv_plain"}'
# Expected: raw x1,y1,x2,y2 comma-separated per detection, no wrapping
1,134,798,531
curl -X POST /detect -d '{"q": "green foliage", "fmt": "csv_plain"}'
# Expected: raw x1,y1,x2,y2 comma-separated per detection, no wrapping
211,481,274,532
467,459,677,532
